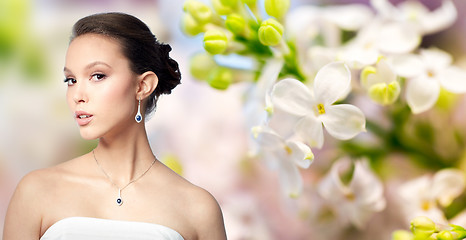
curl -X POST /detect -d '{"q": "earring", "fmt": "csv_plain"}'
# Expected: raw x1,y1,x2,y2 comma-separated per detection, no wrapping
135,98,142,123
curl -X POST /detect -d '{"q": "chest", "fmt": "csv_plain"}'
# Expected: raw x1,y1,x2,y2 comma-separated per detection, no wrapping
39,181,196,239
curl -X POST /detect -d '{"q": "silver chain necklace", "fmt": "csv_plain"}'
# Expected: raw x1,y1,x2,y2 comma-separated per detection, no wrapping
92,150,157,206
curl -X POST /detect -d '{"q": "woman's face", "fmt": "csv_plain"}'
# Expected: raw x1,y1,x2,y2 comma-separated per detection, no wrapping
64,34,139,140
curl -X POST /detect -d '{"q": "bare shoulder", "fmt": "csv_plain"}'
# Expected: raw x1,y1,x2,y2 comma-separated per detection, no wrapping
16,156,82,190
6,158,78,213
167,173,227,239
157,163,223,216
3,156,87,239
8,166,62,206
22,163,67,185
3,166,63,239
145,162,227,239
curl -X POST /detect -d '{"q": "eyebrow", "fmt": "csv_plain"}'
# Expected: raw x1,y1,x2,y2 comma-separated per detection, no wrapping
64,61,112,73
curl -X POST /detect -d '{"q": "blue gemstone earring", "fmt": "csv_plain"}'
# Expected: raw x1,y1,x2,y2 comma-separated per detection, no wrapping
135,98,142,123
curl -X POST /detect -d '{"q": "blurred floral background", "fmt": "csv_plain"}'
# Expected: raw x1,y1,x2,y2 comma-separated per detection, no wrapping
1,0,466,239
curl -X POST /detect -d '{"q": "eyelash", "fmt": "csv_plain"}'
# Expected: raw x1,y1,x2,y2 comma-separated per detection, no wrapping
90,73,107,81
64,78,76,86
63,73,107,86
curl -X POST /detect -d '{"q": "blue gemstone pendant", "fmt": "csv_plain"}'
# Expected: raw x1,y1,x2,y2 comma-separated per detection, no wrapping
116,189,123,206
135,114,142,123
135,99,142,123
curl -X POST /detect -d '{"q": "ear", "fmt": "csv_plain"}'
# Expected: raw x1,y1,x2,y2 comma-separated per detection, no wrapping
136,71,158,100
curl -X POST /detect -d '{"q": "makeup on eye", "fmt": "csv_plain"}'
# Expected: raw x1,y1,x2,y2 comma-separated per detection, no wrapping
63,60,112,87
90,73,107,81
64,77,77,86
63,72,107,86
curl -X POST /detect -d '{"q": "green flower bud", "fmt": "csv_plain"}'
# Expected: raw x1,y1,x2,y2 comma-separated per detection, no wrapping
225,14,246,35
181,14,204,36
242,0,257,7
436,88,458,111
219,0,237,7
392,230,414,240
189,52,217,80
264,0,290,19
203,30,228,55
368,81,400,105
211,0,234,15
410,216,436,238
437,230,454,240
450,224,466,239
183,0,213,24
258,18,284,46
207,67,233,90
0,0,30,59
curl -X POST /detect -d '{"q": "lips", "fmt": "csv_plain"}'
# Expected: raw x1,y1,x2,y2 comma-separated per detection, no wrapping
75,111,94,126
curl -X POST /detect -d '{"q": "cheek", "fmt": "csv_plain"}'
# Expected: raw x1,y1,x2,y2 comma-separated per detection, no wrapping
98,79,136,115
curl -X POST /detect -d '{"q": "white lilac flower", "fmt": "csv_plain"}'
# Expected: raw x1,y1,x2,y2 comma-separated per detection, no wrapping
391,48,466,114
371,0,457,35
360,58,401,105
307,46,339,75
270,62,366,148
243,58,286,157
340,19,420,68
386,53,424,79
319,4,374,49
322,4,374,32
342,0,456,68
286,4,373,47
285,6,322,78
286,4,373,77
318,157,386,229
398,169,465,224
243,58,284,130
252,125,314,198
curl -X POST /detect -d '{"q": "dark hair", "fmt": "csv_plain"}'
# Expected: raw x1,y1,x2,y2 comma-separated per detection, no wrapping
71,12,181,115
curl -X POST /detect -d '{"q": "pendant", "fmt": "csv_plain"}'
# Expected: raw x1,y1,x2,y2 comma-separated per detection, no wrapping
135,114,142,123
135,99,142,123
116,189,123,206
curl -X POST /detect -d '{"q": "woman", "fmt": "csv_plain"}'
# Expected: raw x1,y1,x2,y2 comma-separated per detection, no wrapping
3,12,227,240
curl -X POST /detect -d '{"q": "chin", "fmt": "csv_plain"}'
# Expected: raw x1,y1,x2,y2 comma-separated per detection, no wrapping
79,129,102,140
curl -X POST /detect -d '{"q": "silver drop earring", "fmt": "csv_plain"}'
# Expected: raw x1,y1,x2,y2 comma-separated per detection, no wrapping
135,98,142,123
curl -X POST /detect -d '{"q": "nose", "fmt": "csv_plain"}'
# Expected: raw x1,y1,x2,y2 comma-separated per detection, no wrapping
72,80,88,104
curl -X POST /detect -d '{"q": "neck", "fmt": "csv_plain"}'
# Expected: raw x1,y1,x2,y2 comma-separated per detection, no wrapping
93,123,156,186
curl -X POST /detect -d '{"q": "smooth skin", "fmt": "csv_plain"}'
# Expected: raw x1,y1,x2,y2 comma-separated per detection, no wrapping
3,34,227,240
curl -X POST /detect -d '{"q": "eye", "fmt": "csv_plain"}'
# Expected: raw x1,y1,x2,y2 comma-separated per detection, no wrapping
90,73,106,81
64,78,77,86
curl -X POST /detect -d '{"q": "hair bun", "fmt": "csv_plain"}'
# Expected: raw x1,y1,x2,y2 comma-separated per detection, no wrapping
154,42,181,97
160,44,172,55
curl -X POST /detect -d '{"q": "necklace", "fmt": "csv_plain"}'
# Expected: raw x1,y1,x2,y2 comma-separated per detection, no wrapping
92,150,157,206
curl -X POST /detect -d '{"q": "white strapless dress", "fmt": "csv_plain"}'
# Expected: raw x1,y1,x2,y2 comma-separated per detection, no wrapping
40,217,184,240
